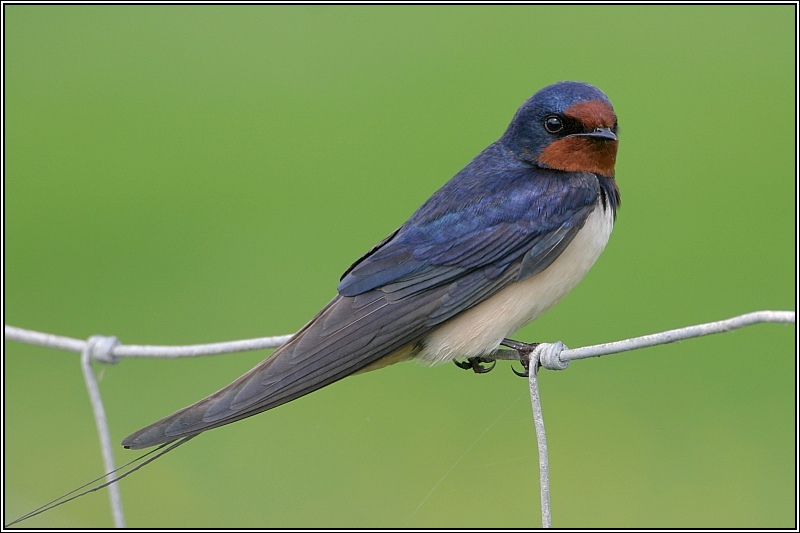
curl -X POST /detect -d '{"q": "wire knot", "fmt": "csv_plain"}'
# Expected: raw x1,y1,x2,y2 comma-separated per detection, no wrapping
85,335,120,365
534,341,569,371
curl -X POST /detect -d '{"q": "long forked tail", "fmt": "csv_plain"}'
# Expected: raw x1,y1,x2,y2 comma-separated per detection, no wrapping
5,437,195,527
122,289,427,450
120,375,271,450
122,305,325,450
121,347,292,449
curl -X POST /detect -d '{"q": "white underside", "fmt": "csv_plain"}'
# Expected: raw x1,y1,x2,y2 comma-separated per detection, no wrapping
416,201,614,364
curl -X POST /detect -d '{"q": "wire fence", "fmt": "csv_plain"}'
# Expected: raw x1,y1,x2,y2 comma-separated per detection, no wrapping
4,309,795,528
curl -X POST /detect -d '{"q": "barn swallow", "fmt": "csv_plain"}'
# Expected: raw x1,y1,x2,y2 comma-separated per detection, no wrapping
122,81,620,450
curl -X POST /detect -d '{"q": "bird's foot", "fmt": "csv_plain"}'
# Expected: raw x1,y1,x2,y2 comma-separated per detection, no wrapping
500,338,539,377
453,355,496,374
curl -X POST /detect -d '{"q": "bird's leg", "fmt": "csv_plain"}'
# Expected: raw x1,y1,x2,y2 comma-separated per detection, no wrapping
500,338,539,377
453,354,496,374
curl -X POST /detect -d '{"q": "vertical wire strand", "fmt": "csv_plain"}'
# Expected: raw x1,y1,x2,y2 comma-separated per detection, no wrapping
528,349,551,528
80,338,125,528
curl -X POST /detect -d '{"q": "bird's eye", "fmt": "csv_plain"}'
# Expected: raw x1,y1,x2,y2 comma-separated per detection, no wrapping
544,115,563,133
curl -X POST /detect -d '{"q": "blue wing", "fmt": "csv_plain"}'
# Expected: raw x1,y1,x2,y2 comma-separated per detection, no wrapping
338,142,610,326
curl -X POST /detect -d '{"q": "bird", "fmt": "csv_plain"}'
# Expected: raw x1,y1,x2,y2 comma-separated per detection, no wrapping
122,81,620,451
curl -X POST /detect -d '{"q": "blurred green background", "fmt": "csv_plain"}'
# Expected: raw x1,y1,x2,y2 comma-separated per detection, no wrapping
4,5,795,528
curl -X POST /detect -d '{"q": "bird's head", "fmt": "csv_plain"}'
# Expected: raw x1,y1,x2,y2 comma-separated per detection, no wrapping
502,81,618,178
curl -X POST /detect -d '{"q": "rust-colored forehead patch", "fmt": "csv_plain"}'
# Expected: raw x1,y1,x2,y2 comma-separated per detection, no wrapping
564,100,616,129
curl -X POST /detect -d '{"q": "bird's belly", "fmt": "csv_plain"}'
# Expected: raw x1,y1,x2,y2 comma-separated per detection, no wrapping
417,202,614,365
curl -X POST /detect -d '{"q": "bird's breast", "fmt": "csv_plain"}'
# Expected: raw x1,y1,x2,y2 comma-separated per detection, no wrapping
417,200,614,364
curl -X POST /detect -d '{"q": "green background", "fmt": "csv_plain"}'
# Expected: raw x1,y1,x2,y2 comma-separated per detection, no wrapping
4,5,795,528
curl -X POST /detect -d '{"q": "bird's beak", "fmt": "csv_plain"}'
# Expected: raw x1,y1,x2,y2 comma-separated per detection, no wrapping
571,127,617,141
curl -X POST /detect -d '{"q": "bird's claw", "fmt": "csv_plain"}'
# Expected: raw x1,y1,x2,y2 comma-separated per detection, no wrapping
454,356,496,374
454,340,539,376
511,359,531,377
501,339,539,378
